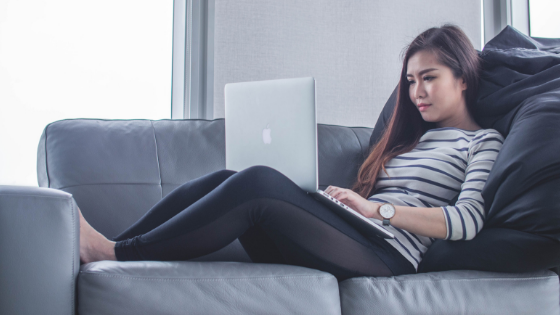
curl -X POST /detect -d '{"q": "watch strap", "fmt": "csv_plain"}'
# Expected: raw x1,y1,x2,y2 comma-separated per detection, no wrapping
382,218,391,226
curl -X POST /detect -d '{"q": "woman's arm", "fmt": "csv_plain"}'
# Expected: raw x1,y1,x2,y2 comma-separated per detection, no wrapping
324,186,447,239
327,130,505,242
369,202,447,239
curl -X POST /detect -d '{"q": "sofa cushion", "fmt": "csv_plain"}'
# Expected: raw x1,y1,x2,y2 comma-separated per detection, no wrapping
37,119,228,239
78,260,341,315
37,118,252,263
419,228,560,273
317,124,372,190
38,119,373,264
339,269,559,315
39,119,373,237
473,26,560,237
368,84,397,149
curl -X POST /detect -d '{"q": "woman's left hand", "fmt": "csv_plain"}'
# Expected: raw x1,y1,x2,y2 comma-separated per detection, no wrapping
324,186,380,219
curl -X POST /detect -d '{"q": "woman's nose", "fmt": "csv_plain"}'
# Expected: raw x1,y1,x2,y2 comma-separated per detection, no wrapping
412,82,426,100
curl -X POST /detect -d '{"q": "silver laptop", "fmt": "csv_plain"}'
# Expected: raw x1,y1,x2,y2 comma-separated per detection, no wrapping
224,77,394,239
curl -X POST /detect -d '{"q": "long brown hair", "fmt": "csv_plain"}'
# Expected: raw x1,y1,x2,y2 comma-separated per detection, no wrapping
351,23,482,198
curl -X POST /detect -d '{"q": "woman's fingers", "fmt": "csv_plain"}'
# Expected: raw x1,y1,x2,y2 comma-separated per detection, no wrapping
329,188,340,198
326,186,353,202
329,187,344,200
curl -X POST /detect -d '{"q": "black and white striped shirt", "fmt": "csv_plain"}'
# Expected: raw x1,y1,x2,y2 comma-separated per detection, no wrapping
367,127,504,270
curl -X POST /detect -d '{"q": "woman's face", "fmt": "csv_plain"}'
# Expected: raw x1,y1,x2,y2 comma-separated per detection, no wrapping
406,50,468,128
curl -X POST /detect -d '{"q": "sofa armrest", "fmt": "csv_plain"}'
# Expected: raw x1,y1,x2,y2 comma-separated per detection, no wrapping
0,186,79,315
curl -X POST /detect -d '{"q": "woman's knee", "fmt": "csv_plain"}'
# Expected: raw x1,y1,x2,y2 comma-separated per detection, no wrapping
218,169,238,178
232,165,290,191
237,165,284,181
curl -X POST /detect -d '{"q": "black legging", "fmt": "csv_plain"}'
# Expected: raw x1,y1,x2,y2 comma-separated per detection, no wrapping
112,165,415,281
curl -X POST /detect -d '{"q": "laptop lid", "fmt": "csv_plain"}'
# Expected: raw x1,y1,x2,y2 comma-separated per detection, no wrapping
224,77,318,192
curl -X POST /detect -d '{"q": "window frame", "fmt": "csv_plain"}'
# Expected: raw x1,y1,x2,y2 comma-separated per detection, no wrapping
171,0,215,120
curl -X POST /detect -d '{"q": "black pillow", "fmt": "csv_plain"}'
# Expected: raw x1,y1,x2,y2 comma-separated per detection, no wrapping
419,228,560,274
369,25,560,273
369,84,397,149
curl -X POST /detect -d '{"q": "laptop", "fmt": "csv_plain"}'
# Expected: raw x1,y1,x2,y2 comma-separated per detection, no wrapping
224,76,394,239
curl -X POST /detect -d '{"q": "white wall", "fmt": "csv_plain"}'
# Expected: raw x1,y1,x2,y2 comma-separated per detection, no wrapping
0,0,173,186
213,0,482,128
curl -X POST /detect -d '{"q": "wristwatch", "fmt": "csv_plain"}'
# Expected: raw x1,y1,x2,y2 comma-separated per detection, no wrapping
378,203,396,226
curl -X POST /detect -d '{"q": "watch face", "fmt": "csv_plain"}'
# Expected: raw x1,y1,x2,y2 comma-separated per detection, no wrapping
380,204,395,219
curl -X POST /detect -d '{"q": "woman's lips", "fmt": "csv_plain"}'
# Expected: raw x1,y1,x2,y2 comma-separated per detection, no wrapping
418,104,431,111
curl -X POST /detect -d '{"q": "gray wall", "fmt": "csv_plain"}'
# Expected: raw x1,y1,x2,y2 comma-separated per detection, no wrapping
213,0,481,128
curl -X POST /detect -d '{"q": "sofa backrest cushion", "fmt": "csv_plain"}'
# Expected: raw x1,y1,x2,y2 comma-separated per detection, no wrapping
37,119,372,239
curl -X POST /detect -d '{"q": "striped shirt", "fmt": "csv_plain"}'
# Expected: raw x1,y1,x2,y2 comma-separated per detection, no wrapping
367,127,504,270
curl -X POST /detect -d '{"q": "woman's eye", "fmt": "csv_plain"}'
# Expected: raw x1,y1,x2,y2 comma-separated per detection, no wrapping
408,80,415,84
424,76,434,81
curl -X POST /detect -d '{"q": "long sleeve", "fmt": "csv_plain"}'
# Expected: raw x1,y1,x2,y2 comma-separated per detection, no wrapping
441,130,504,241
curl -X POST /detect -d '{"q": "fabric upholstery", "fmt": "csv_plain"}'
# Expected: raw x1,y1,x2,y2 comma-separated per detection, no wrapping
0,186,79,315
339,269,559,315
78,260,341,315
473,26,560,238
419,228,560,274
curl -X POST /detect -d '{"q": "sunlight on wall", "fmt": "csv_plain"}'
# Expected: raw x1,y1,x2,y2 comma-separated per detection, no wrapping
0,0,173,186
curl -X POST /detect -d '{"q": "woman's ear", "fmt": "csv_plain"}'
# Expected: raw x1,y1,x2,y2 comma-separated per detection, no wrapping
460,76,467,91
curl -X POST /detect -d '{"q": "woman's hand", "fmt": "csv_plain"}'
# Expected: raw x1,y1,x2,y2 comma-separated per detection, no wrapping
324,186,381,219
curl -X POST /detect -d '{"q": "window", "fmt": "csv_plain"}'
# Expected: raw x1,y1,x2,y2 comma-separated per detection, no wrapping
0,0,173,186
529,0,560,38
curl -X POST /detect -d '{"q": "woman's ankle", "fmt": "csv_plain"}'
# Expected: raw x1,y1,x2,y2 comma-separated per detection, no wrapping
105,240,117,261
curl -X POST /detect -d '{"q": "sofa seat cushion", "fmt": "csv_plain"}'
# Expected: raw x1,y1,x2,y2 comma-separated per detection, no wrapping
78,260,341,315
339,270,559,315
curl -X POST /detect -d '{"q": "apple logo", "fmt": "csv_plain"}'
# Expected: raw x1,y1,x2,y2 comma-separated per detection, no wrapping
262,124,272,144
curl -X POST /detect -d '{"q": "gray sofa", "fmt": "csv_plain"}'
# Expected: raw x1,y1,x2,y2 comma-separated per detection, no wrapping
1,118,558,315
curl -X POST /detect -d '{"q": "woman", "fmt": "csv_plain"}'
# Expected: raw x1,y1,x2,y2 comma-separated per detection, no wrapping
79,23,504,281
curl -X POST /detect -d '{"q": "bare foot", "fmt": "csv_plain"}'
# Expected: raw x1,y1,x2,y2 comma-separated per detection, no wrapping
78,207,117,264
